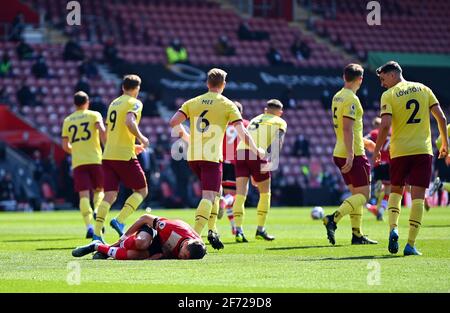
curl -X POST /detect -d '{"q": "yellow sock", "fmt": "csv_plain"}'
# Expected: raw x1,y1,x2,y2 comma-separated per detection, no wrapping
334,193,366,223
94,201,111,236
443,182,450,192
387,193,402,230
350,204,364,237
93,190,104,213
408,199,424,246
208,196,220,231
257,193,271,228
233,194,246,228
79,197,93,227
116,192,143,224
194,199,212,235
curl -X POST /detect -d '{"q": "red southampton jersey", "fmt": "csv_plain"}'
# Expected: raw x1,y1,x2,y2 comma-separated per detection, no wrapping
222,119,249,164
369,129,391,165
154,218,200,258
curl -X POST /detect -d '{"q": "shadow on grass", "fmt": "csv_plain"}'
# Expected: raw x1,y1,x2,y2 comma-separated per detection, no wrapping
2,238,78,243
266,245,344,251
303,255,400,262
422,225,450,228
36,247,75,251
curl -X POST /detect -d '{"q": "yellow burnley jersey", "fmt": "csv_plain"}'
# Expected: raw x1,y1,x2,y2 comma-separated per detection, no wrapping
380,81,439,158
237,113,287,153
332,88,365,158
435,124,450,150
61,109,103,169
180,91,242,163
103,94,143,161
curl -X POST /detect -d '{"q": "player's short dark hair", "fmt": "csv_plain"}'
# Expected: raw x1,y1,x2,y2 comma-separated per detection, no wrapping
74,91,89,106
376,61,402,76
267,99,283,110
207,68,227,88
343,63,364,82
234,101,243,114
187,241,206,259
122,74,141,91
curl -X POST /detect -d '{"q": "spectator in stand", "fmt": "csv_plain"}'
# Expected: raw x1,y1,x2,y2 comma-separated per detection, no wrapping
214,35,236,56
292,134,310,158
8,13,26,42
291,36,311,61
0,87,11,104
31,55,49,78
267,44,292,67
16,82,36,107
238,21,270,41
0,171,17,211
103,38,120,64
74,76,91,94
166,38,189,65
281,86,298,109
78,58,99,79
89,94,107,117
142,92,161,117
0,54,12,77
63,38,85,61
16,39,34,60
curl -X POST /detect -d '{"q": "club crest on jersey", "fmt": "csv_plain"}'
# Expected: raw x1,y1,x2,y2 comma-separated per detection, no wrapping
158,221,166,230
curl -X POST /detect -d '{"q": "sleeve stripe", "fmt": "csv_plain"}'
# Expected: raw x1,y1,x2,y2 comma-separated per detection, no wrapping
429,103,439,109
178,110,188,119
380,113,392,117
230,119,243,124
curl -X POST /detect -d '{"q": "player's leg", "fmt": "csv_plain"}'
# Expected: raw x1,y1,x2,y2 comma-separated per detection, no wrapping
233,176,249,242
222,187,237,234
255,178,274,241
403,155,432,256
73,166,94,237
78,190,94,238
203,162,224,250
91,165,105,215
349,184,377,244
93,188,104,215
112,159,148,235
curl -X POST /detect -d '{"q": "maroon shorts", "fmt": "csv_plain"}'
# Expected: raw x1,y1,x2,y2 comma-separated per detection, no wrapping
333,155,371,188
73,164,104,192
188,161,222,193
390,154,432,188
235,150,271,183
102,159,147,192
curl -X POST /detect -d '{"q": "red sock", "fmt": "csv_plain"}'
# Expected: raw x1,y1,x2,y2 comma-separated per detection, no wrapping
97,244,110,255
122,235,137,250
97,245,129,260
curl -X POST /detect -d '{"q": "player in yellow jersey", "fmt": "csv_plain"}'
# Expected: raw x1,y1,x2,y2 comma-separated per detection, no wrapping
62,91,107,239
373,61,448,256
428,124,450,202
169,68,264,250
323,64,378,246
232,99,287,242
94,75,149,242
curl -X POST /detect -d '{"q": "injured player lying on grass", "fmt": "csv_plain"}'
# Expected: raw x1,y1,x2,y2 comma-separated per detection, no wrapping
72,214,207,260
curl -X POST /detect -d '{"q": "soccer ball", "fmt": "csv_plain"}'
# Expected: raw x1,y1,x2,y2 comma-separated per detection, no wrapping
311,206,324,220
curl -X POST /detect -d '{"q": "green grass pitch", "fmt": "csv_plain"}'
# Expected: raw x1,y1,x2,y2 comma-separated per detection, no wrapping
1,207,449,292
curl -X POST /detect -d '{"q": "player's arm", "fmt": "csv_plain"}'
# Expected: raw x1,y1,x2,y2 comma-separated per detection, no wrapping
431,104,448,158
121,214,158,239
373,115,391,164
95,121,107,146
169,111,190,143
234,121,265,158
126,112,149,148
341,117,354,174
363,137,375,153
61,137,72,154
